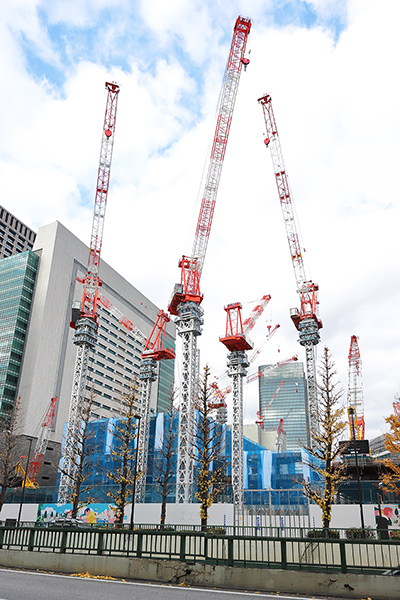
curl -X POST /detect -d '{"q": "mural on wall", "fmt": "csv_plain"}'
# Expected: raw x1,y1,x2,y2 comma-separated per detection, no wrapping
374,504,400,529
37,503,128,524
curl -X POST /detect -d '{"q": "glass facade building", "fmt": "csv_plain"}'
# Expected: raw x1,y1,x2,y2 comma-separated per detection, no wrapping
0,251,38,421
258,361,309,450
157,352,176,412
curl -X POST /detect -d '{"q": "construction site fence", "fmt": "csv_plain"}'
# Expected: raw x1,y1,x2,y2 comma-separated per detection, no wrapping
5,483,394,508
0,523,399,575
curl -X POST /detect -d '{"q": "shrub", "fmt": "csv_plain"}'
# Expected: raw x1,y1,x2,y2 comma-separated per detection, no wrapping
345,527,375,540
307,528,340,539
206,526,226,536
390,530,400,540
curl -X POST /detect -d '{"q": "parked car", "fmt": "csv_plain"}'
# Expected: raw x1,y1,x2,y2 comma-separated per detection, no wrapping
46,517,91,529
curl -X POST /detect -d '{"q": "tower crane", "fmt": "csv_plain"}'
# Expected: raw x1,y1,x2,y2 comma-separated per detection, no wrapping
258,94,322,443
249,324,280,363
347,335,365,440
136,310,175,501
58,82,120,503
85,291,174,503
79,287,175,503
168,16,252,504
219,295,270,523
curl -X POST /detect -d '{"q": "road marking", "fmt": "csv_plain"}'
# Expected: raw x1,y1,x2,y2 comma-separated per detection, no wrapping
0,568,327,600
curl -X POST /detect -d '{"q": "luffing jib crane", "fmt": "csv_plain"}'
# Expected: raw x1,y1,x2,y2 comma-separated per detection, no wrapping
83,292,175,503
219,295,270,523
347,335,365,440
258,94,322,443
59,82,120,503
136,310,175,501
168,16,252,504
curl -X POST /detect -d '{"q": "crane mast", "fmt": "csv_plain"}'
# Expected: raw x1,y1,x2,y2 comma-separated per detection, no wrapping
347,335,365,440
169,16,252,504
58,82,120,503
258,93,322,442
220,295,269,524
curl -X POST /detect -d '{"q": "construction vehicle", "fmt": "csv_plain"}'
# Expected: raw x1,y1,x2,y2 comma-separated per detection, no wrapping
14,463,37,489
168,16,252,503
274,418,286,453
26,396,58,485
258,93,322,443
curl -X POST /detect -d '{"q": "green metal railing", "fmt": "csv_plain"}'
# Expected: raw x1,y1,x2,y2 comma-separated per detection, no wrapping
0,523,399,574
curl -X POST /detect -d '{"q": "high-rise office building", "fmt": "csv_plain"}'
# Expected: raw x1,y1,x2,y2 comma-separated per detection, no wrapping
258,361,309,450
0,251,39,422
0,205,36,259
2,221,175,485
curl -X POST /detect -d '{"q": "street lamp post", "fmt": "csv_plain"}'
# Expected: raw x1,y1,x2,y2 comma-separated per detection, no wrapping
130,413,141,530
17,436,33,526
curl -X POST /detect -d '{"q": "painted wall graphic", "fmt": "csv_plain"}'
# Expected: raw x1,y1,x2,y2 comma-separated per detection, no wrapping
374,504,400,529
37,503,128,524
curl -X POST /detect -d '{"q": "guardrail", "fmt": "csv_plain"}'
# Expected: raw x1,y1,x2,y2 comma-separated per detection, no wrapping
2,521,398,540
0,524,399,574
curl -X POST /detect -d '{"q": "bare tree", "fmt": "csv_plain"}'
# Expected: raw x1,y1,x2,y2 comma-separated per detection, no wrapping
58,391,99,517
107,379,140,525
152,390,178,525
193,366,228,531
302,347,348,529
0,397,22,513
381,403,400,495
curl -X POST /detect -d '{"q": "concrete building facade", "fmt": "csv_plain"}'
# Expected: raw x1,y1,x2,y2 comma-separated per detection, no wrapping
0,205,36,260
8,221,175,485
258,361,308,451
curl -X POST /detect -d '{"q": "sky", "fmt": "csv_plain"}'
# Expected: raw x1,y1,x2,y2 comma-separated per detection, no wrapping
2,0,400,442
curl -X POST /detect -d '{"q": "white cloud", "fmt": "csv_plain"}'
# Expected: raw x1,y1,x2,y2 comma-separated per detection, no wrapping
2,0,400,444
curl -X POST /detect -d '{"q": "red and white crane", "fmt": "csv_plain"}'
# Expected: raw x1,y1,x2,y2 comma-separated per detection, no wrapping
274,418,285,453
347,335,365,440
258,94,322,443
249,323,280,363
26,396,58,485
168,16,252,504
219,295,269,522
58,82,120,503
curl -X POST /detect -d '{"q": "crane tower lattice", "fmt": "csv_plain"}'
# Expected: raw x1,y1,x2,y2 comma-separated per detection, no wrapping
258,93,322,443
168,16,252,504
58,82,120,503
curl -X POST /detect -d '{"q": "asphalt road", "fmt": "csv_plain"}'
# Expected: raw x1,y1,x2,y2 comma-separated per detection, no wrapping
0,568,355,600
